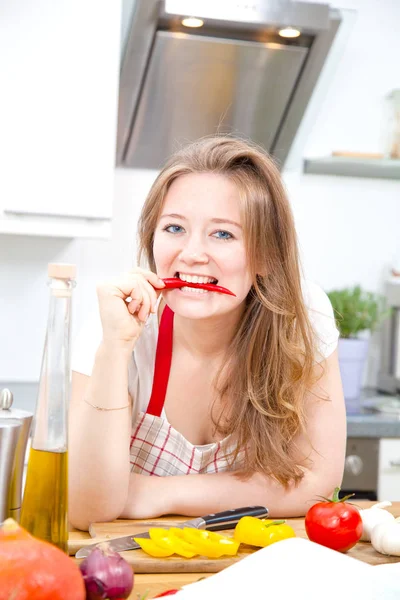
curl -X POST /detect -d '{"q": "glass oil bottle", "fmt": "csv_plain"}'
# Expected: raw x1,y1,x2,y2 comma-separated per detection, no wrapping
21,263,76,552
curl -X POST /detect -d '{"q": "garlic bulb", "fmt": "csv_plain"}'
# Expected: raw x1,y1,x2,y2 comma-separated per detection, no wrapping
359,501,395,542
371,517,400,556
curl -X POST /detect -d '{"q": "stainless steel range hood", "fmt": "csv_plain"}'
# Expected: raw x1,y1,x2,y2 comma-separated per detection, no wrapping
117,0,341,170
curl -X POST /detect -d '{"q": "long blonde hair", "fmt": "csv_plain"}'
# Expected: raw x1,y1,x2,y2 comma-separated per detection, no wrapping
138,136,319,486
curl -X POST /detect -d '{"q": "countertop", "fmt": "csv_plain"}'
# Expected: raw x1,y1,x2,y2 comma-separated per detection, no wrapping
347,411,400,437
347,391,400,438
70,501,400,599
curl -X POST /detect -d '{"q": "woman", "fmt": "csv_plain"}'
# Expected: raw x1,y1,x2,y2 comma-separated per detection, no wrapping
69,136,346,531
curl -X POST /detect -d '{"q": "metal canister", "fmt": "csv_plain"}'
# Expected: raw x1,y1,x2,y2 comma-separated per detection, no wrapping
0,418,22,522
0,389,33,521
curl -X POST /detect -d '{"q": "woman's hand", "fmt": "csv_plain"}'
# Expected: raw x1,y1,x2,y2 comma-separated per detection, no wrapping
96,268,165,349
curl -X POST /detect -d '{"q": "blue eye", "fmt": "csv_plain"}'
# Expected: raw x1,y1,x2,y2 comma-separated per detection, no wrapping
164,224,184,234
214,230,233,241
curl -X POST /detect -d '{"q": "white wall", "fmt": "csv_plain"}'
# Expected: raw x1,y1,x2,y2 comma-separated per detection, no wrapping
1,0,400,393
284,0,400,294
0,0,123,384
287,0,400,385
0,168,156,382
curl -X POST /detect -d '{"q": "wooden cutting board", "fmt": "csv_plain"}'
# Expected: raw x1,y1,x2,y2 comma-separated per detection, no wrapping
69,517,257,573
68,507,400,573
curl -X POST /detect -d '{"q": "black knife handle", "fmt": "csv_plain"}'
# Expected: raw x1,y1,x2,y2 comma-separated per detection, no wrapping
203,506,269,531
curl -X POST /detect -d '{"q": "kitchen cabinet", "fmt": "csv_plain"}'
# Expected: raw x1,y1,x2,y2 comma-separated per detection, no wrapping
0,210,112,239
0,1,121,239
378,438,400,501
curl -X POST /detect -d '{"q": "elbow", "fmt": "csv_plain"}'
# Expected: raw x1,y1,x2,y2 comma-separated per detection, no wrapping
69,499,125,532
68,493,94,531
305,464,345,514
69,514,92,533
272,468,345,519
68,464,130,531
69,480,128,532
319,463,346,500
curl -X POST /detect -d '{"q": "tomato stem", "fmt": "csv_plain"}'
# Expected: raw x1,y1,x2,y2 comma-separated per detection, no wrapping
315,486,355,504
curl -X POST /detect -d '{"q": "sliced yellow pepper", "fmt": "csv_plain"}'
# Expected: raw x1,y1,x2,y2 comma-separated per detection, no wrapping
182,528,240,558
234,517,296,547
149,528,198,558
133,537,174,557
136,527,241,560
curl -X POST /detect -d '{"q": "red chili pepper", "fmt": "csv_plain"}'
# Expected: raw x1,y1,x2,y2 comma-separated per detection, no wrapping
162,277,235,297
154,590,179,597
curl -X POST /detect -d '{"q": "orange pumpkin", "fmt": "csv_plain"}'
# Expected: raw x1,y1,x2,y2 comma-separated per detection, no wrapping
0,518,85,600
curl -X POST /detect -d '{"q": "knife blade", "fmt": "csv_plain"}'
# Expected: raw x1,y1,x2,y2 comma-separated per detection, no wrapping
75,505,268,558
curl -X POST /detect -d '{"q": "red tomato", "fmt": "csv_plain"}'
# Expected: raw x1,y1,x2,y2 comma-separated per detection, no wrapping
305,487,362,552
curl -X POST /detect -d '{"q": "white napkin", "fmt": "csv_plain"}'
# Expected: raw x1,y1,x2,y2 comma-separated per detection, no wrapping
174,538,400,600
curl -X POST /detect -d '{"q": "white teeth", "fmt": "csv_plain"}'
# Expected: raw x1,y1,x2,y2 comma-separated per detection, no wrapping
181,286,209,294
178,273,216,284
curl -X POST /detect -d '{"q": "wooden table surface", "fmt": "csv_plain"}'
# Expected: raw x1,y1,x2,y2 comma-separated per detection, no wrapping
70,501,400,599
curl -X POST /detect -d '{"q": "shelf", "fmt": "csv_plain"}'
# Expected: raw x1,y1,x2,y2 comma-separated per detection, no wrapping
303,157,400,180
0,213,111,239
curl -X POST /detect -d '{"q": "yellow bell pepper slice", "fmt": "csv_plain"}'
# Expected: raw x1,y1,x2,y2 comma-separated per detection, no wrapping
133,537,174,557
137,527,241,560
149,528,198,558
182,528,240,558
234,516,296,547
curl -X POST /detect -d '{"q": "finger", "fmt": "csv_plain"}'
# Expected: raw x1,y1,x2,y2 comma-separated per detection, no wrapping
128,268,165,290
137,287,153,323
127,281,152,321
127,297,142,315
99,275,142,300
126,279,144,314
145,281,160,313
133,275,161,313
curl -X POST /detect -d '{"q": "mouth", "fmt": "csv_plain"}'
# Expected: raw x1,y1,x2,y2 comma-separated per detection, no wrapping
162,275,236,297
175,272,219,286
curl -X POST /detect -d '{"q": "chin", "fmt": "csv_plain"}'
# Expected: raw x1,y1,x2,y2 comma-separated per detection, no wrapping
166,295,238,320
170,303,218,320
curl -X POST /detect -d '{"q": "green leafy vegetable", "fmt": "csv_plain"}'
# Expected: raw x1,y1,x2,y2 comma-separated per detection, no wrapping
327,285,388,338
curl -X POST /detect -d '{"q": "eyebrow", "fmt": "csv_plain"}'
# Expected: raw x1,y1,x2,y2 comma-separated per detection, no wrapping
159,213,242,229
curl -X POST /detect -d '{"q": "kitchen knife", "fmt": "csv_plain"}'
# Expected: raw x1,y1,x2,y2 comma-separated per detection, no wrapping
75,505,268,558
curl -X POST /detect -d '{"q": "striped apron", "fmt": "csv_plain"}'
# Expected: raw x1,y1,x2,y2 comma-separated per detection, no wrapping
129,305,245,476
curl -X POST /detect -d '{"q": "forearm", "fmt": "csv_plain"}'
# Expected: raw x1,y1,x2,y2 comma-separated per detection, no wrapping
122,462,342,521
161,469,339,519
69,341,133,530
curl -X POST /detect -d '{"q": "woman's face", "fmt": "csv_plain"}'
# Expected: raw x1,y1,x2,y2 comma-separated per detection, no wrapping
153,172,253,320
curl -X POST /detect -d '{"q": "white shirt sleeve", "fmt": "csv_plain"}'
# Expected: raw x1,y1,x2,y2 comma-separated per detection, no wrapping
302,279,339,362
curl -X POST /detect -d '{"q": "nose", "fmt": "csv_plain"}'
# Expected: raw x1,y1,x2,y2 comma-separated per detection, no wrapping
179,239,209,266
180,250,209,266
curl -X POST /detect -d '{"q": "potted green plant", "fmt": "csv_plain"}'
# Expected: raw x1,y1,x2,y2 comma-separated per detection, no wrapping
327,286,388,413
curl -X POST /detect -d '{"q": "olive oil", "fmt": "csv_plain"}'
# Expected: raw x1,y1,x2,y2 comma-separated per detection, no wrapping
21,448,68,552
21,263,76,553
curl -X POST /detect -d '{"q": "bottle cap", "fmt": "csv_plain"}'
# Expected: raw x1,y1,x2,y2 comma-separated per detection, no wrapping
48,263,76,279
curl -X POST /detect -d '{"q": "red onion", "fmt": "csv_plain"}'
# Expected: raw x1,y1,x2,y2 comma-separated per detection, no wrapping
79,543,134,600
